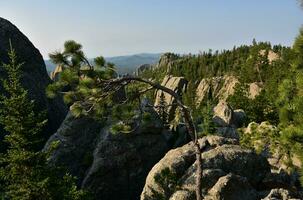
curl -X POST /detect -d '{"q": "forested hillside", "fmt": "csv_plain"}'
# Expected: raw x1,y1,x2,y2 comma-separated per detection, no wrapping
140,33,303,191
1,1,303,200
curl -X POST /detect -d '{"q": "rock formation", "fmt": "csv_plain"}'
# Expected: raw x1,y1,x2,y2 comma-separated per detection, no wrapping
154,53,179,73
136,64,152,75
0,17,67,138
212,101,246,139
196,76,239,104
154,75,188,122
259,50,280,64
196,76,263,105
50,65,63,81
140,135,302,200
45,105,170,200
249,82,263,99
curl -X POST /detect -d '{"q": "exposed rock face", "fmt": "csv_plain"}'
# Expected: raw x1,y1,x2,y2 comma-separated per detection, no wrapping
204,174,258,200
45,109,170,200
212,101,246,139
261,188,301,200
136,64,152,75
140,135,282,200
50,65,63,81
249,82,263,99
0,17,67,138
259,50,280,64
196,76,239,104
213,101,234,127
154,53,179,73
196,76,263,105
154,75,188,122
44,112,103,180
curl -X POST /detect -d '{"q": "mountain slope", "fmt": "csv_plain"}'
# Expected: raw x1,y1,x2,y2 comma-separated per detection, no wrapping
45,53,161,75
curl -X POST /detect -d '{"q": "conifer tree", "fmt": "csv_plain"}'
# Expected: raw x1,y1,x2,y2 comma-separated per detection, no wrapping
276,28,303,184
0,43,88,200
157,93,169,128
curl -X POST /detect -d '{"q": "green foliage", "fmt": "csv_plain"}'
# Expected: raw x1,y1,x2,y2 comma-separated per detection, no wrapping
239,122,280,154
112,104,136,125
47,40,117,119
228,82,278,125
141,40,287,128
0,45,89,200
110,123,132,135
157,93,169,127
272,28,303,185
196,100,216,137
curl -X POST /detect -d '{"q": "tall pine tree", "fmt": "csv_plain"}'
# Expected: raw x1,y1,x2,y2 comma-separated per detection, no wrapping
0,43,89,200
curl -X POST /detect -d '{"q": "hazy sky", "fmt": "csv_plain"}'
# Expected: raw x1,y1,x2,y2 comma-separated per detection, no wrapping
0,0,303,58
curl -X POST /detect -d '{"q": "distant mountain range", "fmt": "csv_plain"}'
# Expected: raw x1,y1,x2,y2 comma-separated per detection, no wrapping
45,53,161,75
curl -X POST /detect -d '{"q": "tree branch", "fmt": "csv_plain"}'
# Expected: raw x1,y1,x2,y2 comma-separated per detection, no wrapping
99,76,203,199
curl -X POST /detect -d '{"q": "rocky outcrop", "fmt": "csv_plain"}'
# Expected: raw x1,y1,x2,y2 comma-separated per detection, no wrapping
140,135,286,200
196,76,239,104
213,101,234,127
261,188,301,200
45,106,170,200
0,17,67,139
50,65,63,81
249,82,263,99
196,76,263,105
212,101,246,139
259,50,280,64
154,75,188,122
154,53,179,73
141,135,302,200
136,64,152,75
204,174,258,200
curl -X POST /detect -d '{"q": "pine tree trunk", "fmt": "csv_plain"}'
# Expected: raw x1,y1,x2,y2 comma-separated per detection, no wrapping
181,107,202,200
193,143,202,200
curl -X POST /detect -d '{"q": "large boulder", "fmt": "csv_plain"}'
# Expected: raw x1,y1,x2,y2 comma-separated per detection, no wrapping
212,101,246,139
213,101,234,127
45,108,170,200
0,17,67,142
140,135,275,200
44,112,103,180
154,75,188,122
204,174,258,200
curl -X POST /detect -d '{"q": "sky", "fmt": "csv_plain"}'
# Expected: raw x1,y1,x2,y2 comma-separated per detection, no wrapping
0,0,303,59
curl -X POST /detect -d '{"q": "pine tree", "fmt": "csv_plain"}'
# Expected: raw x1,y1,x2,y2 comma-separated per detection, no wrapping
48,41,204,200
157,93,169,128
276,28,303,185
0,43,89,200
